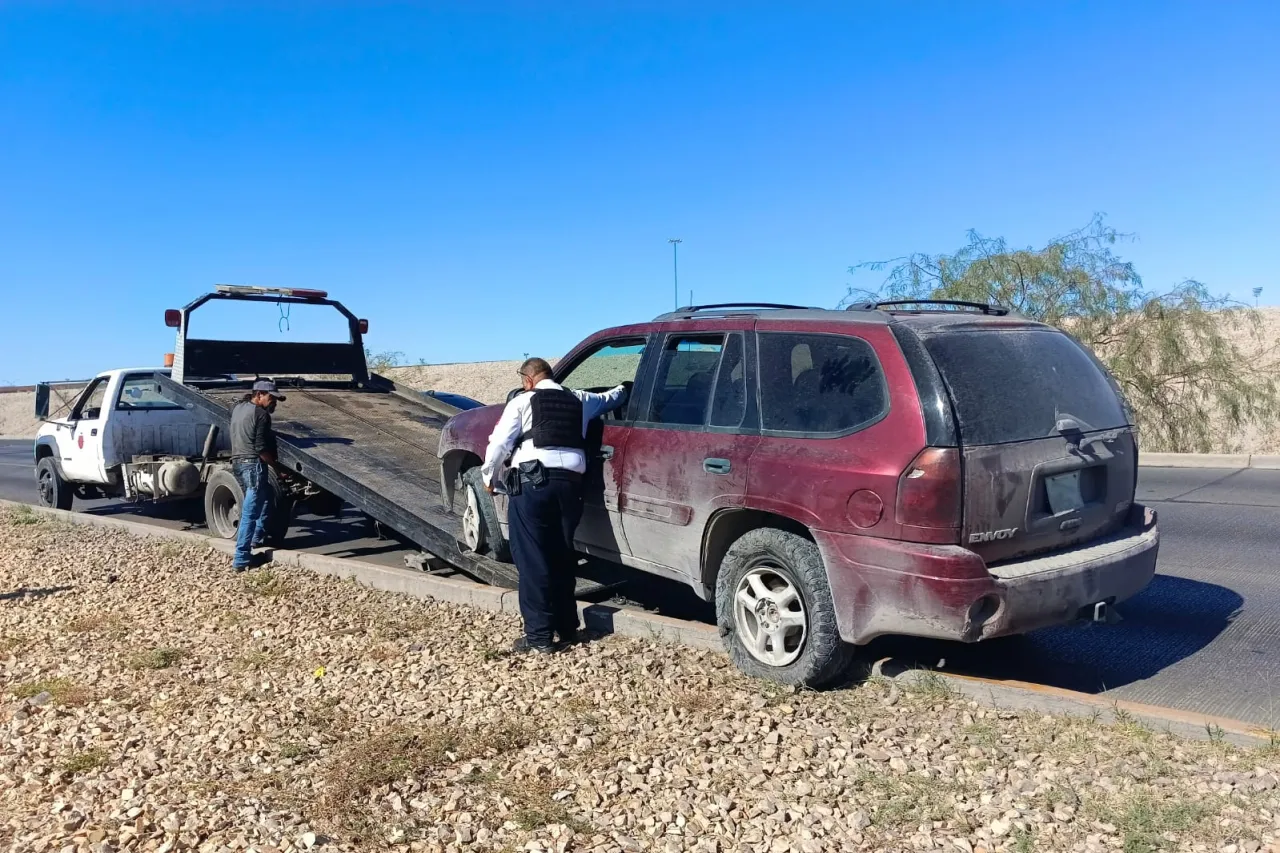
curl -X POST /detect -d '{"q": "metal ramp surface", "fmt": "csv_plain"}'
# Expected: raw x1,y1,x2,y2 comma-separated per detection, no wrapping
162,377,520,586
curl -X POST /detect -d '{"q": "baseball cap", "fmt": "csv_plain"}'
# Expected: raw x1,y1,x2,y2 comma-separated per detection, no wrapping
252,379,287,401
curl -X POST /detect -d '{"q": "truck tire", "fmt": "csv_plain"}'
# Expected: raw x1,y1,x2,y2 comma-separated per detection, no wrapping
204,468,293,546
36,457,74,511
460,468,510,562
204,469,242,540
715,528,855,689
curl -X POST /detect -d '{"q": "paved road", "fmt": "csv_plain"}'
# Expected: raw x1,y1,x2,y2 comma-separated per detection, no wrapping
3,439,1278,727
875,467,1280,728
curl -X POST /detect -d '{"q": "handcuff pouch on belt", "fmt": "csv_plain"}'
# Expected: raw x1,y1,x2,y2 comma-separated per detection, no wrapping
501,459,548,495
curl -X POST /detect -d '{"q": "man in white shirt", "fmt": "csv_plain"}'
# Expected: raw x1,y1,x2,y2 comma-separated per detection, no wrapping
482,357,630,654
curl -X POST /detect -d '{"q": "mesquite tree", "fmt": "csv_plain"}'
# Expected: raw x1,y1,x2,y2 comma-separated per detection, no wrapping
844,216,1277,452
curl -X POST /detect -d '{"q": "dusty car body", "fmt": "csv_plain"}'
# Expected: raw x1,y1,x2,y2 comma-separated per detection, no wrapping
439,301,1159,685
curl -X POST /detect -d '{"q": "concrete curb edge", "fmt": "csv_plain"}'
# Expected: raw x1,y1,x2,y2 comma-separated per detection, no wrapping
0,500,723,654
874,663,1275,748
1,500,1270,745
1139,452,1280,469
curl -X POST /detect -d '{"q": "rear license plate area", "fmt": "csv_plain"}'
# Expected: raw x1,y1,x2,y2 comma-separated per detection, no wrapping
1045,470,1086,514
1042,465,1107,515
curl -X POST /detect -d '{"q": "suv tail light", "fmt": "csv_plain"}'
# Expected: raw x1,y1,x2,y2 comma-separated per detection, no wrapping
896,447,961,543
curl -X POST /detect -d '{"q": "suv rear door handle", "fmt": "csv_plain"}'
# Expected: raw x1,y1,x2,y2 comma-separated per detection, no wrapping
599,445,614,461
704,457,731,475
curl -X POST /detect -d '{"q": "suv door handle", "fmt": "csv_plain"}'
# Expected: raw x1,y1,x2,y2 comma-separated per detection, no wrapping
599,445,614,461
704,457,731,475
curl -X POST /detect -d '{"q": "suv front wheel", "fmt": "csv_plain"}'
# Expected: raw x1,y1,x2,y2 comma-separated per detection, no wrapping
715,528,855,688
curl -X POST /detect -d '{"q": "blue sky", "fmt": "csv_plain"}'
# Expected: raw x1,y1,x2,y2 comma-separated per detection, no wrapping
2,1,1277,383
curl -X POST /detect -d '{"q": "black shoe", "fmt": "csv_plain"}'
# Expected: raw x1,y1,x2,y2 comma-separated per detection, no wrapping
512,637,557,655
556,629,582,646
234,553,270,572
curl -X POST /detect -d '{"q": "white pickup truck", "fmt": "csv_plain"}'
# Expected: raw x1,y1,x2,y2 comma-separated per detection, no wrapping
33,367,299,542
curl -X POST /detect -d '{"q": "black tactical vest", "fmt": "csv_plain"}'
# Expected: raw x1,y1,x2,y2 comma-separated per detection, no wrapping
520,389,586,450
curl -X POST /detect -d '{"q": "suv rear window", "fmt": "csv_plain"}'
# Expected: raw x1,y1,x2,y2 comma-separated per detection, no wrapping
921,328,1128,445
758,332,888,434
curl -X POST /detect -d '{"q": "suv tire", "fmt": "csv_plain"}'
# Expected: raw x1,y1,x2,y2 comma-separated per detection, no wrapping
204,468,293,546
460,468,511,562
715,528,855,688
36,457,74,511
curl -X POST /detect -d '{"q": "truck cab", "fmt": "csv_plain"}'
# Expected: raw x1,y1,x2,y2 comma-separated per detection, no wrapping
34,368,228,509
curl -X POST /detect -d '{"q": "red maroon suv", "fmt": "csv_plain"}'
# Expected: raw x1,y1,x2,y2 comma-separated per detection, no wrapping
438,301,1159,686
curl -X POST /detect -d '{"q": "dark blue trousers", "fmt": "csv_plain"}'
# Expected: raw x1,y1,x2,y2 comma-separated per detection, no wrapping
507,470,584,644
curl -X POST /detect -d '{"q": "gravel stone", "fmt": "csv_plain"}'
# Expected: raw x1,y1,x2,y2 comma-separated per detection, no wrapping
2,510,1279,852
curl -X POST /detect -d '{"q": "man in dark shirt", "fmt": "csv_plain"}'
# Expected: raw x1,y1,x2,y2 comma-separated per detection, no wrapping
229,379,286,570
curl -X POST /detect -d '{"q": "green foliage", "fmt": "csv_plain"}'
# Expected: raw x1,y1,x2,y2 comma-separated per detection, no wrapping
364,348,406,373
845,216,1278,452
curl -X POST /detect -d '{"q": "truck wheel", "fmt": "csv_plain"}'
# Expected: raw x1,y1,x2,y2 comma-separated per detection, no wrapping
204,468,294,544
204,469,242,539
36,457,73,511
460,468,510,562
715,528,855,689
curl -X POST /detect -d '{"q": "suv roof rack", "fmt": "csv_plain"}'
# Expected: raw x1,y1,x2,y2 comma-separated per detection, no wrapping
846,298,1010,316
655,302,815,321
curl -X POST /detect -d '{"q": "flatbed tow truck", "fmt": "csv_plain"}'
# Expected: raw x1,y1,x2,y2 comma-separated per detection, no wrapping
153,286,530,587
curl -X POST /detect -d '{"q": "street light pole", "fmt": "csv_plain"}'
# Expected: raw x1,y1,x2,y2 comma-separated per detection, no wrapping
668,238,682,309
1253,287,1263,307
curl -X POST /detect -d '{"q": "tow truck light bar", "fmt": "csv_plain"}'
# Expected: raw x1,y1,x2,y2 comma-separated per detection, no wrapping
213,284,330,300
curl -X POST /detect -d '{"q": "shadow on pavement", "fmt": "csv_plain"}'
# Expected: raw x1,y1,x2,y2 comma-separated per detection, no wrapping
866,573,1243,694
82,500,202,525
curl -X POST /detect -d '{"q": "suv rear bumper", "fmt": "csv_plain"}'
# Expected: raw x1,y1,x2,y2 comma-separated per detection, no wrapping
816,505,1159,645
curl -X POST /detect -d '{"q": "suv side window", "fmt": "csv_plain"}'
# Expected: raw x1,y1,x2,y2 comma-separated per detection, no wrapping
647,335,726,426
116,374,183,411
758,332,888,434
557,338,647,421
709,333,748,428
75,378,109,421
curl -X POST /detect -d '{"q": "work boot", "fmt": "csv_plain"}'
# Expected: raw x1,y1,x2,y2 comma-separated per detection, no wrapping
233,553,270,572
511,636,557,655
556,628,582,647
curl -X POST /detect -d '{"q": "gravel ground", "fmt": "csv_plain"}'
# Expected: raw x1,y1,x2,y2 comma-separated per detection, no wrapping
3,508,1280,853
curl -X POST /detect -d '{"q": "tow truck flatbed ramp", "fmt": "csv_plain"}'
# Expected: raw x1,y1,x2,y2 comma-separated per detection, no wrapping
160,373,523,587
152,287,530,586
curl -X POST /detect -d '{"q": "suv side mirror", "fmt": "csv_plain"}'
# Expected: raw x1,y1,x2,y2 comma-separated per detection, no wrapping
506,387,522,404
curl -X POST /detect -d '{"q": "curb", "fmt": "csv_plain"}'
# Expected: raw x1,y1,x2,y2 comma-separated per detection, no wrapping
0,500,1269,745
1140,452,1280,469
874,662,1274,748
0,500,722,653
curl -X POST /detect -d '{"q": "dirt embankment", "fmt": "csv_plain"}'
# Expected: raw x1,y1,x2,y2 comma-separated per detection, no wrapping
382,360,526,406
9,308,1280,452
2,510,1278,852
0,391,39,439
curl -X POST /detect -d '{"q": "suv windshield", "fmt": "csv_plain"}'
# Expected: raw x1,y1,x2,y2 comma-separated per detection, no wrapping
921,328,1128,445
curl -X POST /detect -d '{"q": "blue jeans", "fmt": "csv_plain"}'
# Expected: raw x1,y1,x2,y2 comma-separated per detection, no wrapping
232,460,272,568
